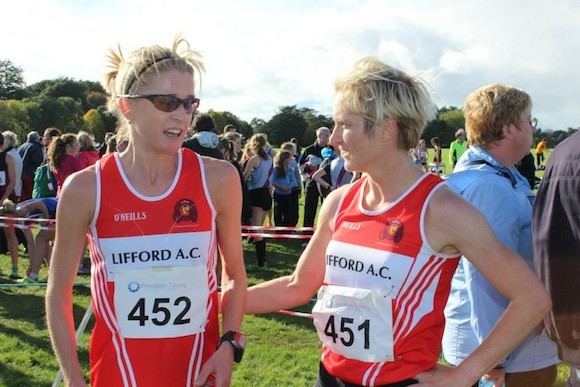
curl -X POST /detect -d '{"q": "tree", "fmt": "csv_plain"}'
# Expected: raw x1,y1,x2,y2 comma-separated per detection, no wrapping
263,105,308,146
96,106,119,135
0,60,26,100
422,106,464,147
84,109,106,142
0,100,32,139
299,107,333,147
27,96,85,133
207,110,253,139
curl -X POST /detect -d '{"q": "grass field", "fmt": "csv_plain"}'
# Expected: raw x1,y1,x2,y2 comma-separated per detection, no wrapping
0,148,561,386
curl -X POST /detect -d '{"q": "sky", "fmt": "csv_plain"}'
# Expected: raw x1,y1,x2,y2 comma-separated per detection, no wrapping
2,0,578,131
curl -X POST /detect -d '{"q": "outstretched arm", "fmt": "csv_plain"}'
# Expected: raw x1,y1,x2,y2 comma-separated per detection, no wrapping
246,185,345,314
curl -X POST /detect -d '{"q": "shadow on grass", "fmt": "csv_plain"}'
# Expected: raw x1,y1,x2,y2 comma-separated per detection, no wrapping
0,361,51,387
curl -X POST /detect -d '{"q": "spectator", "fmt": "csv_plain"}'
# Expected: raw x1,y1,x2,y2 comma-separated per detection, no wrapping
533,131,580,387
223,123,237,134
221,135,251,225
246,58,551,386
48,134,83,197
41,128,62,161
3,131,23,200
415,138,429,173
280,141,301,227
0,134,18,278
2,131,25,279
430,136,442,174
271,150,297,227
5,197,58,283
77,131,100,169
98,132,115,157
17,131,44,201
300,127,331,232
442,83,559,386
243,133,273,268
449,128,468,169
535,136,548,170
311,147,353,199
182,113,224,159
516,152,537,190
224,131,243,161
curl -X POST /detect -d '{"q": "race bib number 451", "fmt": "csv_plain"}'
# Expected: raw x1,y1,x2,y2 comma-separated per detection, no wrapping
312,285,394,363
114,266,209,339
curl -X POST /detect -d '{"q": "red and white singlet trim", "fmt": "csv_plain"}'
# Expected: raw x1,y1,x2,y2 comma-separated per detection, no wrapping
86,149,219,387
314,173,460,386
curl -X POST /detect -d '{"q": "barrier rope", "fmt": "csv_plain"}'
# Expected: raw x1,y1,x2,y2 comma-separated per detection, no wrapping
0,219,315,318
0,281,89,288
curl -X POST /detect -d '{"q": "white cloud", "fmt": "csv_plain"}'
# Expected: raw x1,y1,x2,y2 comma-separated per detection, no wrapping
1,0,578,130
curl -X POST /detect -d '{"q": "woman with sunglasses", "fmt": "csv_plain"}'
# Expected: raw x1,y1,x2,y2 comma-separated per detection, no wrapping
46,36,247,387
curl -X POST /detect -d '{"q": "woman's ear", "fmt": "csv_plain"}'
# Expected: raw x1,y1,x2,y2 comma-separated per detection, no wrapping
378,118,397,143
118,97,134,122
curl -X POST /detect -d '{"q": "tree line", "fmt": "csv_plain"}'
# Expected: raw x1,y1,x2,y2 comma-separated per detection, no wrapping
1,59,576,148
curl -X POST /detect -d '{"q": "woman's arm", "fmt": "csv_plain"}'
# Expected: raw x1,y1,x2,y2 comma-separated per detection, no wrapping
416,188,551,386
242,155,258,180
311,167,331,191
246,185,346,313
45,168,96,386
195,158,247,387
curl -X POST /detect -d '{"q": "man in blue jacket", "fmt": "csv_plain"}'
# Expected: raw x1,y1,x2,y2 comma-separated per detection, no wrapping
442,84,559,386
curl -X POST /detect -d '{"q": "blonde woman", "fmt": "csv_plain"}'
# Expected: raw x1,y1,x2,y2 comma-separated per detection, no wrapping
46,37,246,386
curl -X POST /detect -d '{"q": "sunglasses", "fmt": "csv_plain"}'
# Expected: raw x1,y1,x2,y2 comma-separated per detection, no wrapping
118,94,200,114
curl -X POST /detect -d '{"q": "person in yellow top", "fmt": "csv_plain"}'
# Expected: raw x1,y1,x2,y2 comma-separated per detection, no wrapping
536,138,548,170
449,128,468,169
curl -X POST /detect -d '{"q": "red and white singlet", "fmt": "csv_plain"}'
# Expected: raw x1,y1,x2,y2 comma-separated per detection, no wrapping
87,149,219,387
312,173,460,386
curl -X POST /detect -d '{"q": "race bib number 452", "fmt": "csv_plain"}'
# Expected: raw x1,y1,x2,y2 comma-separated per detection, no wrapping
114,266,209,339
312,285,394,363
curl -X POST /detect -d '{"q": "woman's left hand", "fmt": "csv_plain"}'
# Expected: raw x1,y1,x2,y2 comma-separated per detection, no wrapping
193,344,234,387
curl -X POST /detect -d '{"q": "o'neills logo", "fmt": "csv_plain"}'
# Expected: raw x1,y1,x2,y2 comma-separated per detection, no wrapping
114,212,147,222
173,199,198,223
380,218,404,243
341,221,361,231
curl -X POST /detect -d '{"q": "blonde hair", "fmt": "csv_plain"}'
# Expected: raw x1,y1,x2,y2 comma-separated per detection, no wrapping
77,130,97,150
102,35,205,127
464,83,531,147
334,57,436,150
2,131,19,149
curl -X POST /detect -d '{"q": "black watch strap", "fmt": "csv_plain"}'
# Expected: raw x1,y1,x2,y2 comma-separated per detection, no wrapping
217,331,246,363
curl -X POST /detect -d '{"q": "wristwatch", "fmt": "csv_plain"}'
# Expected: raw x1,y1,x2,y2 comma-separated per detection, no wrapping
217,331,246,363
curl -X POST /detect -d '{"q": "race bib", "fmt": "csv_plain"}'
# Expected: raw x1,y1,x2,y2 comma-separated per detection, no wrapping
114,265,209,339
0,171,5,186
312,285,394,362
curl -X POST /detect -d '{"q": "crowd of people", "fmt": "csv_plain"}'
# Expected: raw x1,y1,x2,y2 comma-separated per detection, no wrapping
0,36,577,387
